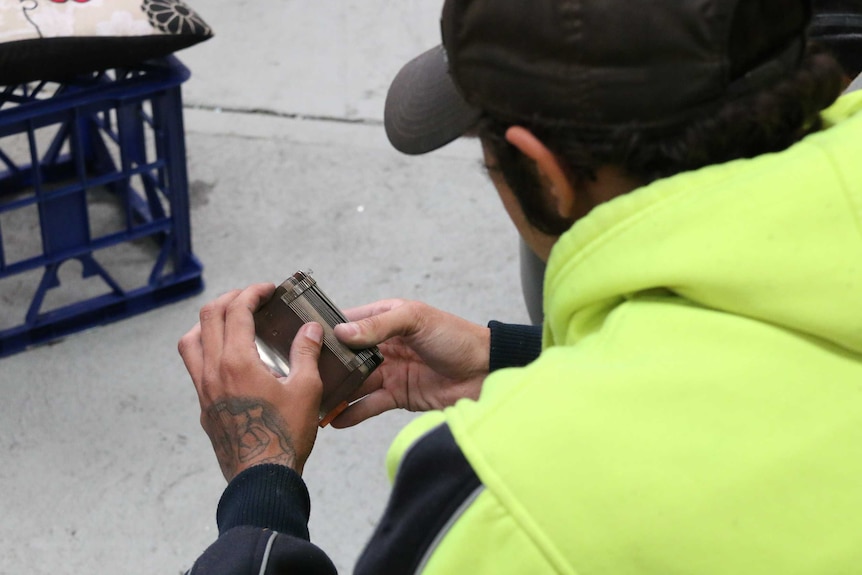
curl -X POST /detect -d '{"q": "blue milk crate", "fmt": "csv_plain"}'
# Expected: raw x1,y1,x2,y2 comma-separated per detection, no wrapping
0,56,203,358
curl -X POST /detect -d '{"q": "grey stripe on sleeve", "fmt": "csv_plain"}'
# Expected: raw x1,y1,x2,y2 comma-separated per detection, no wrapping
258,531,278,575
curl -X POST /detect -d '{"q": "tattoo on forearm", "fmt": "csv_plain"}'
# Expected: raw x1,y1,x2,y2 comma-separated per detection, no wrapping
206,398,296,480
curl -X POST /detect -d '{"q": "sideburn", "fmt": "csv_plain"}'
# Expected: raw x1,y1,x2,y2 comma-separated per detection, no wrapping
482,133,576,236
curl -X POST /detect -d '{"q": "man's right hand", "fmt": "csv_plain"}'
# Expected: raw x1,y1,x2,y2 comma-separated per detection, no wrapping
331,299,490,427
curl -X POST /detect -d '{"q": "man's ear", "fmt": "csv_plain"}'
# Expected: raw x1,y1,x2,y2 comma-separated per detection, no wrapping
505,126,577,218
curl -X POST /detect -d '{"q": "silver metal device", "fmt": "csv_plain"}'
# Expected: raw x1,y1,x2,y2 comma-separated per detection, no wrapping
253,270,384,426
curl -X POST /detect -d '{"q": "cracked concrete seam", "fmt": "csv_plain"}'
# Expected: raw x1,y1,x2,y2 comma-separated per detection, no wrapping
183,103,385,127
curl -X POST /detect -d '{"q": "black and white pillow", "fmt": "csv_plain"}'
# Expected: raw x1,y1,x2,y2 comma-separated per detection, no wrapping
0,0,213,85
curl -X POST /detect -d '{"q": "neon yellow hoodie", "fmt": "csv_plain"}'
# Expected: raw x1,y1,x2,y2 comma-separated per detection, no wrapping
374,92,862,575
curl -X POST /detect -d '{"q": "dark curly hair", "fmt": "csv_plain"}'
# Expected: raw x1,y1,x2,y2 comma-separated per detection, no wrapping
478,43,846,236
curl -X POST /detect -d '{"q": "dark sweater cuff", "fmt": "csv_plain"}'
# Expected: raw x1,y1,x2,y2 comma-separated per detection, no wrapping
216,464,311,540
487,321,542,372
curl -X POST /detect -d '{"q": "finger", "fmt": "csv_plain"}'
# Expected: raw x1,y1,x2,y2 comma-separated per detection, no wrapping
199,289,242,369
284,322,325,413
340,299,404,322
334,301,420,347
329,390,399,428
178,322,204,390
223,283,276,354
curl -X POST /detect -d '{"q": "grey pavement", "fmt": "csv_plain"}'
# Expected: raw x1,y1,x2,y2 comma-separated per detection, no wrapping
0,2,530,574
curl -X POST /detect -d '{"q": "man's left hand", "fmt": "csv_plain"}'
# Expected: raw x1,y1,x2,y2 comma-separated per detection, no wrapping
178,283,324,482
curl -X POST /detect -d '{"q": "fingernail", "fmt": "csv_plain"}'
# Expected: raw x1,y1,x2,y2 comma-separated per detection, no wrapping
336,322,358,338
305,322,323,344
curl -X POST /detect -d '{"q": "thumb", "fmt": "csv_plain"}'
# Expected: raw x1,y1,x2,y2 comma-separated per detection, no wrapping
333,320,371,347
334,304,416,347
286,322,325,403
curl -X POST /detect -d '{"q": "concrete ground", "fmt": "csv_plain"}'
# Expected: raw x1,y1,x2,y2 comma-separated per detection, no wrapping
0,1,530,574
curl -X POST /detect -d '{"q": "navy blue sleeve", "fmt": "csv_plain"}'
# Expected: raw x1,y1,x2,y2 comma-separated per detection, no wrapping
216,464,312,537
488,321,542,371
188,464,337,575
354,424,482,575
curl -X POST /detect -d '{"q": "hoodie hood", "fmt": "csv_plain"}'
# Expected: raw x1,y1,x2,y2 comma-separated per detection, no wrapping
543,91,862,354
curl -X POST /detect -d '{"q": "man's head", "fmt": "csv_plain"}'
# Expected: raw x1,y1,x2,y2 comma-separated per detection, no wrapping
385,0,844,259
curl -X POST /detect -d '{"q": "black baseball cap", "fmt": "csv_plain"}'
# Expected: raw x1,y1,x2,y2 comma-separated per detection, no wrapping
385,0,812,155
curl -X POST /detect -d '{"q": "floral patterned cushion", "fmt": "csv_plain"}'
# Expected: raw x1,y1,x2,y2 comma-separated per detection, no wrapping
0,0,212,85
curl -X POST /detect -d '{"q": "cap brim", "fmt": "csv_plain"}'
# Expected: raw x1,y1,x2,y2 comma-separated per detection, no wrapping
384,45,482,155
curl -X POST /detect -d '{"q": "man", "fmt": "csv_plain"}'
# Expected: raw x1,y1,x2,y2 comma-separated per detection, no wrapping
179,0,862,573
517,0,862,327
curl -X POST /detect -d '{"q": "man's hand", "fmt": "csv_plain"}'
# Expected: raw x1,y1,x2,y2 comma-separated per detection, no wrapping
331,299,490,427
178,283,324,482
